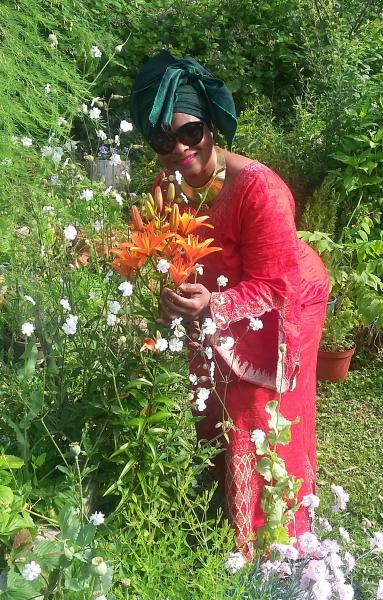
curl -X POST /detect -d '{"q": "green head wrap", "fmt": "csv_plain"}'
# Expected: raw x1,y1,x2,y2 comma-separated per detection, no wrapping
130,50,237,149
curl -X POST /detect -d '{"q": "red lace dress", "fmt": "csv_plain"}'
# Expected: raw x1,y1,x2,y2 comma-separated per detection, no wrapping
158,161,329,554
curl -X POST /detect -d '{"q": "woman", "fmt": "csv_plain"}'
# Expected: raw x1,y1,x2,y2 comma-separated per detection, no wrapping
130,50,329,556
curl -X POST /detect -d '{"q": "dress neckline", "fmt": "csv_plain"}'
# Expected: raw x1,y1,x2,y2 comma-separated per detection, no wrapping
202,159,261,214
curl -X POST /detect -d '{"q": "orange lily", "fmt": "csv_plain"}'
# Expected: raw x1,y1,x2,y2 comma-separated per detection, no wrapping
111,245,147,277
129,221,173,257
168,254,196,287
140,337,156,352
176,234,222,263
176,211,214,236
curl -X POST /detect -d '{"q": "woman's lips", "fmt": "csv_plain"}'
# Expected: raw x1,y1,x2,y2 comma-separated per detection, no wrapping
176,153,197,166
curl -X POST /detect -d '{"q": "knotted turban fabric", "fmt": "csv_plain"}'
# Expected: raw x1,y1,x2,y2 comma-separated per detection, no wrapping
130,50,237,149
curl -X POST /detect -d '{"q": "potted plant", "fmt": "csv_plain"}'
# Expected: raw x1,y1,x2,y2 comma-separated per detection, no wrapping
317,298,357,382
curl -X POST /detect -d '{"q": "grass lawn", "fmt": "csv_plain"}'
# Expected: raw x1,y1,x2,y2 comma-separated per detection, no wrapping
316,355,383,597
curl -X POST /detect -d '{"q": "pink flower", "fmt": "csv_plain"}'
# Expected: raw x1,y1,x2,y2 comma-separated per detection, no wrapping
301,493,320,511
270,543,299,561
312,579,332,600
331,484,349,512
300,559,328,589
320,539,340,556
335,582,354,599
370,531,383,553
344,551,356,572
318,517,332,532
298,532,320,555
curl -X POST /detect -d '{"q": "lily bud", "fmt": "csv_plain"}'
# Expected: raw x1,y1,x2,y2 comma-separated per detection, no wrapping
169,203,180,232
154,186,163,214
167,182,175,202
144,200,156,220
146,192,155,208
131,205,144,231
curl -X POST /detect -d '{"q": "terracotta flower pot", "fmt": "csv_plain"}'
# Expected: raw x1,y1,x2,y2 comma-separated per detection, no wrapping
316,345,356,383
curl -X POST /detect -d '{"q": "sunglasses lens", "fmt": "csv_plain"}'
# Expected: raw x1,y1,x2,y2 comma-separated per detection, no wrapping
178,122,204,146
150,121,205,154
149,132,175,155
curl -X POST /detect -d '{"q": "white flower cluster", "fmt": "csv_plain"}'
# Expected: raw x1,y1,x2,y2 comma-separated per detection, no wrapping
22,561,41,581
62,314,78,335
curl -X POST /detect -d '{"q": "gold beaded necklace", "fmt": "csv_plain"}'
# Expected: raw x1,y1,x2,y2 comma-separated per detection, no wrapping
180,147,226,206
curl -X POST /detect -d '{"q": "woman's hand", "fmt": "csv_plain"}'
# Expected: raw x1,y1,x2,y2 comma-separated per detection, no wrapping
158,283,211,326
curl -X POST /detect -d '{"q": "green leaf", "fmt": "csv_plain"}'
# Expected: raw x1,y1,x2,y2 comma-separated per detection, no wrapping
0,485,14,505
147,411,171,424
256,457,272,482
0,455,24,469
76,523,96,547
57,506,81,545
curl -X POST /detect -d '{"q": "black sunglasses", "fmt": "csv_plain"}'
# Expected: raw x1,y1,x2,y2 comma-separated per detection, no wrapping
149,121,205,155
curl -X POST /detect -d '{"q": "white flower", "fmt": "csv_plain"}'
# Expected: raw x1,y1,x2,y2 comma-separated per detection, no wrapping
80,188,93,201
205,346,213,360
48,33,58,47
189,373,198,386
90,45,102,58
52,146,63,164
180,192,188,204
62,314,78,335
106,313,117,326
195,263,204,275
21,137,33,147
40,245,46,257
201,317,217,336
157,258,170,274
95,596,107,600
114,134,120,146
219,336,235,350
224,551,246,574
108,301,121,315
22,561,41,581
270,544,299,561
169,337,183,352
195,388,210,411
118,281,133,297
331,484,349,512
370,531,383,552
89,290,97,300
94,220,102,232
171,317,182,328
318,517,332,532
250,429,266,447
299,532,320,555
114,192,124,206
24,295,36,305
89,107,101,120
120,120,133,132
217,275,228,287
41,145,52,158
155,338,168,352
301,493,320,512
311,580,332,600
377,580,383,599
344,551,355,572
209,361,215,381
174,170,182,184
64,225,77,241
339,527,351,544
115,44,124,53
21,322,34,337
57,117,68,126
96,129,107,140
81,103,88,114
60,298,71,311
42,205,54,214
44,83,51,94
103,269,113,283
109,153,121,165
90,511,105,525
249,317,263,331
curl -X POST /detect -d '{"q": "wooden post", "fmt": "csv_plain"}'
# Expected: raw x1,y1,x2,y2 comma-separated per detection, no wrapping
89,159,130,191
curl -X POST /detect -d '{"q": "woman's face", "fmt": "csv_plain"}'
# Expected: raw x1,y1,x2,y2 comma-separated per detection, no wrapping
156,113,215,187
